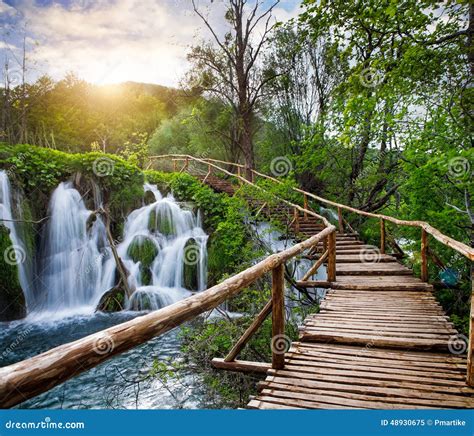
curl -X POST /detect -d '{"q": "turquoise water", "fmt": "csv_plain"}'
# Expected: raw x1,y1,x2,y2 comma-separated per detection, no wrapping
0,312,206,409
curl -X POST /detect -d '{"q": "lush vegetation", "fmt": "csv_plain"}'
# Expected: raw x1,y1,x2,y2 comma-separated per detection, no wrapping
0,0,471,409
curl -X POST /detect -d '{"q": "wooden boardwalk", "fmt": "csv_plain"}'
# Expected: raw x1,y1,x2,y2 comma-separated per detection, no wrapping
178,168,474,409
248,230,474,409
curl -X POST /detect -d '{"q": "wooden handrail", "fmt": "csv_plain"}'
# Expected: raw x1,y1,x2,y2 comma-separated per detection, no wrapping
148,154,473,260
0,207,335,407
149,154,474,386
149,154,332,228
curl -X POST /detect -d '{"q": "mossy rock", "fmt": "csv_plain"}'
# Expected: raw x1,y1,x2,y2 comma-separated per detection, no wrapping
128,292,153,311
148,209,174,236
96,285,125,312
0,225,26,321
127,235,158,286
144,190,157,205
183,238,199,290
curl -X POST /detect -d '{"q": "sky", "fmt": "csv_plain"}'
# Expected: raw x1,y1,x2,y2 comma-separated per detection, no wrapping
0,0,302,88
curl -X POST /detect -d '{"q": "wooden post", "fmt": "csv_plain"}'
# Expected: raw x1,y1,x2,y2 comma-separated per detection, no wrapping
173,160,177,172
293,207,300,234
327,231,336,282
271,264,285,370
337,207,344,233
421,228,428,282
380,218,386,255
304,194,308,220
467,271,474,386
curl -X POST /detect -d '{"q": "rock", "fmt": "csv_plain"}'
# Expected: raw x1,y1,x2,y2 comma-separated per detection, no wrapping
96,285,125,312
148,209,174,236
127,235,159,286
183,237,199,290
144,190,157,205
86,212,97,232
0,225,26,321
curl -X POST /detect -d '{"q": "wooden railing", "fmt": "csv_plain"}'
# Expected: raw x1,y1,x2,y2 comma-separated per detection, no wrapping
149,155,473,261
149,154,474,385
1,154,472,408
0,159,335,408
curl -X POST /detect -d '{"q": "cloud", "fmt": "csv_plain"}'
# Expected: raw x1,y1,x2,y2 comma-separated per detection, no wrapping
1,0,301,86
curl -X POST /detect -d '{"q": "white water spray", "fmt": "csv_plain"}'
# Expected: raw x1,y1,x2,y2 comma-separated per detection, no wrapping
0,170,34,309
36,182,109,314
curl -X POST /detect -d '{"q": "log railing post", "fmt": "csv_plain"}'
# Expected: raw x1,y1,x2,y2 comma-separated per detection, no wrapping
467,271,474,386
380,218,386,255
293,207,300,234
173,160,177,172
327,230,336,282
337,207,344,233
421,228,428,282
304,194,308,220
271,264,285,370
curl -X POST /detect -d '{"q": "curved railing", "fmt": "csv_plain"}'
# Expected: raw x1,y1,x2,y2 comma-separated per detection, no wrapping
0,157,335,407
148,154,474,262
148,154,474,387
1,154,472,407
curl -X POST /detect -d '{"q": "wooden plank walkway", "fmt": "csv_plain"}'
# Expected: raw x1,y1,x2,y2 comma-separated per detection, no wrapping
190,173,474,409
248,231,474,409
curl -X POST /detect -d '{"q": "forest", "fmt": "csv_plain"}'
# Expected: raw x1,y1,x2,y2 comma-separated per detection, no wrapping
0,0,473,411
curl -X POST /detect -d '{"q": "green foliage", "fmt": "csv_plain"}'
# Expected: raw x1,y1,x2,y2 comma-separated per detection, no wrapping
180,285,316,408
0,144,145,219
1,76,179,152
0,225,26,321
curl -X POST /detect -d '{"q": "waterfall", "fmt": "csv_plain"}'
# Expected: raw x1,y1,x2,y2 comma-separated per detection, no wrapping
36,182,109,314
0,175,208,318
116,183,208,311
0,170,33,308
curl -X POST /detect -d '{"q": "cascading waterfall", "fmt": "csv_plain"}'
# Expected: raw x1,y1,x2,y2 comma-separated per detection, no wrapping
0,174,208,318
116,183,208,311
36,182,109,314
0,170,34,308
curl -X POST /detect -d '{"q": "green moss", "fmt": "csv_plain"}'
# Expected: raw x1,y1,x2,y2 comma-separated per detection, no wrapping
127,235,159,285
96,286,125,312
0,225,26,321
183,238,199,290
0,144,145,226
148,209,175,236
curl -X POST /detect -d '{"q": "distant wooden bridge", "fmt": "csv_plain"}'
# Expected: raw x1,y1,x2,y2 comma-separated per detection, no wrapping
0,155,473,409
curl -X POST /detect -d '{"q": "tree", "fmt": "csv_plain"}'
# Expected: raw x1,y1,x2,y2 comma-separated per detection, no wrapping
297,0,471,214
188,0,280,177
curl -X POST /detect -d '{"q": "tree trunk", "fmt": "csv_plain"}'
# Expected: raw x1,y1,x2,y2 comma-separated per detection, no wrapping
241,112,255,179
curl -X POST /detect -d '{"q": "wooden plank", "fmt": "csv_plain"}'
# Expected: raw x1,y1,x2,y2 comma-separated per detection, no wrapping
211,358,270,374
284,356,464,380
267,368,474,394
293,343,465,363
248,395,356,409
262,376,473,404
335,254,396,263
259,387,442,409
286,349,465,372
259,380,473,408
300,332,450,350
